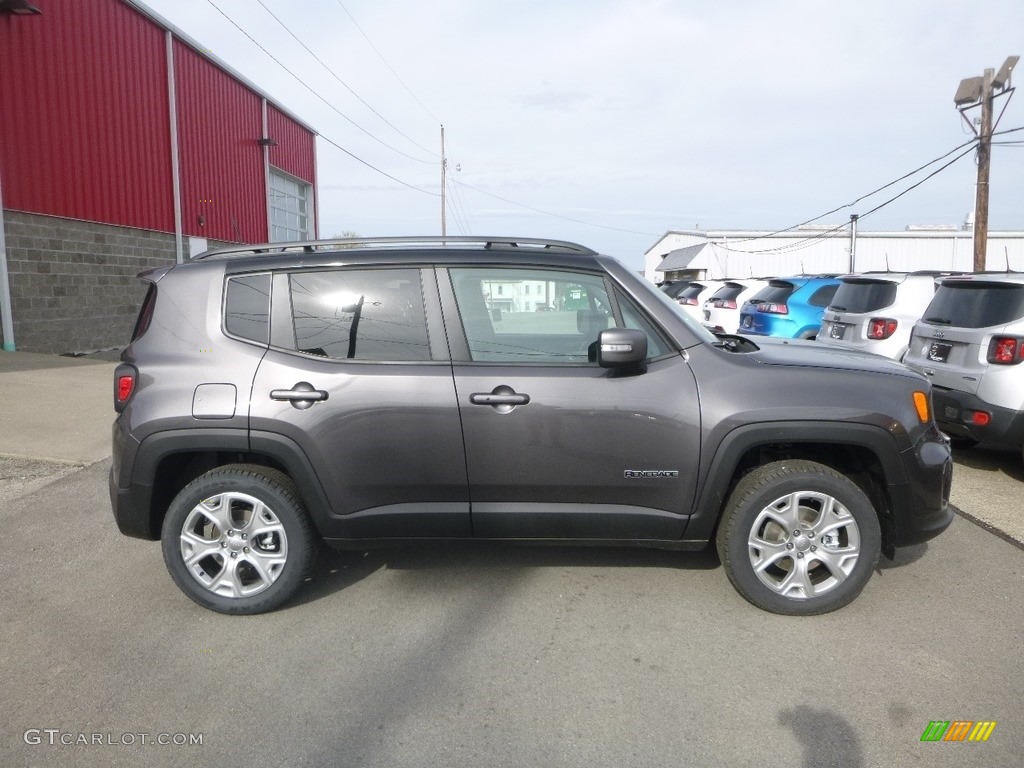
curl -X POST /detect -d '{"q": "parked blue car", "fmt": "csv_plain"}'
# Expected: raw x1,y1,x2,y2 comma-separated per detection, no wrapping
738,276,841,339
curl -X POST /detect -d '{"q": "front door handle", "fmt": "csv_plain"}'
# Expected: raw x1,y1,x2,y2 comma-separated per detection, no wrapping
469,386,530,413
270,381,329,410
470,393,530,406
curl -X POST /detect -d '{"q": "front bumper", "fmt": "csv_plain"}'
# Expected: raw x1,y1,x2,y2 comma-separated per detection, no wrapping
887,426,954,548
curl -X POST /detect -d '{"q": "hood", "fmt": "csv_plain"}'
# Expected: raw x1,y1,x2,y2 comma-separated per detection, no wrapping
745,336,916,377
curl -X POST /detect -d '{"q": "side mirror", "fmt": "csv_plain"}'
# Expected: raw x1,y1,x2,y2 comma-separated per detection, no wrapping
597,328,647,370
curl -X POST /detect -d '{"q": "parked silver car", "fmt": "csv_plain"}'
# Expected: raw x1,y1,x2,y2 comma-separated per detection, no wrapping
818,272,944,360
904,273,1024,457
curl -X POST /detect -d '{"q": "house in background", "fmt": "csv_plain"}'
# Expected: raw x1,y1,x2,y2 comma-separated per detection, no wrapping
0,0,318,353
646,220,1024,284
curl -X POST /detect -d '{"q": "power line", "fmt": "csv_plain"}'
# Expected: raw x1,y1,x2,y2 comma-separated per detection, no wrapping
857,144,978,220
716,143,978,256
335,0,441,124
254,0,438,161
318,134,438,197
206,0,434,165
721,136,981,246
445,177,472,235
447,175,474,234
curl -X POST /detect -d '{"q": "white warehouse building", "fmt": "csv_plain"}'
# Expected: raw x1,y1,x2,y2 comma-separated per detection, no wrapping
644,222,1024,283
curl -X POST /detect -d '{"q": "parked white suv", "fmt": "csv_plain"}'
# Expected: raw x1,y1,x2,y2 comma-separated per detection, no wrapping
674,280,724,325
818,272,943,360
903,273,1024,457
701,279,768,334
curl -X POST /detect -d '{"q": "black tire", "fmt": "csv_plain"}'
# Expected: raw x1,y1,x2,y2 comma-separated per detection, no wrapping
716,460,881,616
161,465,316,615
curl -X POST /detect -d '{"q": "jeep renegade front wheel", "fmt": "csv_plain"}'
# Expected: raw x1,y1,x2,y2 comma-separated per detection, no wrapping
716,460,881,615
161,466,316,614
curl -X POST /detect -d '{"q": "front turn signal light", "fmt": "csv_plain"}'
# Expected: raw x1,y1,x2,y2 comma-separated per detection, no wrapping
913,391,930,424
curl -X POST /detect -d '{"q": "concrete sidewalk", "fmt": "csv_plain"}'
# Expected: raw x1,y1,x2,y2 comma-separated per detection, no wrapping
0,351,116,464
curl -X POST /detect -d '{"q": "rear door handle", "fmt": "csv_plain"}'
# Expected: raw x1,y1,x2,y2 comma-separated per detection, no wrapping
270,381,329,410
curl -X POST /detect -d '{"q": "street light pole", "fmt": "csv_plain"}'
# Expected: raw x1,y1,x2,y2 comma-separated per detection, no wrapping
440,124,447,239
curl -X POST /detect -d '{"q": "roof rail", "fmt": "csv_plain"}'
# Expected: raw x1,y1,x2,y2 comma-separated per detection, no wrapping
190,236,598,260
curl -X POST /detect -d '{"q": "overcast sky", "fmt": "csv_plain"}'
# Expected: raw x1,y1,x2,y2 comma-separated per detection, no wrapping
141,0,1024,270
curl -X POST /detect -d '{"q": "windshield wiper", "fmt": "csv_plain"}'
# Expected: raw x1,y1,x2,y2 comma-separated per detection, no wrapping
831,305,847,311
924,316,953,325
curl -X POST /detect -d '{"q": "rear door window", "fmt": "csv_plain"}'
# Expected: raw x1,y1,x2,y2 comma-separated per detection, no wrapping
924,283,1024,328
286,268,431,360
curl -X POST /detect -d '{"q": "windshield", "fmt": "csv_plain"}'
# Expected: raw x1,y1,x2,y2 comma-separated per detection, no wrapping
923,282,1024,328
829,280,898,313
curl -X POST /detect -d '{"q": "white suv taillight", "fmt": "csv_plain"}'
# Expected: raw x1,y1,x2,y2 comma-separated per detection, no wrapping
987,336,1024,365
867,318,898,340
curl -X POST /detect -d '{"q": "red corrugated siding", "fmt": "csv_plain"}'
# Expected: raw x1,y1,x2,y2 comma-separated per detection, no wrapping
0,0,174,230
267,105,316,184
174,41,264,243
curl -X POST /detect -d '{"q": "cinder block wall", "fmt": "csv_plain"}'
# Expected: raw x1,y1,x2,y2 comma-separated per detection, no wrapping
1,212,184,354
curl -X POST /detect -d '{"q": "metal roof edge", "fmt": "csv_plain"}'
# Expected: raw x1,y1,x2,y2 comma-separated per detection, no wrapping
122,0,318,136
643,230,709,255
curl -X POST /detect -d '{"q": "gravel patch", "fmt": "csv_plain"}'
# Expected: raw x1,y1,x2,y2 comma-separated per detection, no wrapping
0,456,86,509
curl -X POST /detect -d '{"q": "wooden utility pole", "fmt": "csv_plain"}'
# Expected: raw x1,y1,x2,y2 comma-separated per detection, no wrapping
440,124,447,238
973,68,994,272
957,56,1018,272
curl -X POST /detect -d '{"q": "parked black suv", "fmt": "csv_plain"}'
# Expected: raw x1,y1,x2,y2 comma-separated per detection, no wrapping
110,237,953,616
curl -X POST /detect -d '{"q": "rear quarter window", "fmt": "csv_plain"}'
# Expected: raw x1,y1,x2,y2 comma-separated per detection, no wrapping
224,273,271,344
924,283,1024,328
807,284,839,307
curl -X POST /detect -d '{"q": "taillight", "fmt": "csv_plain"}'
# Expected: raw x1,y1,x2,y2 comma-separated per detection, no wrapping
967,410,991,426
714,300,737,309
987,336,1024,365
680,297,698,306
868,318,898,340
114,364,138,412
758,303,788,314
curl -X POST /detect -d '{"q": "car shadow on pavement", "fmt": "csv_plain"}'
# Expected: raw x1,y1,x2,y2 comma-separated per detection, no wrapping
876,542,928,572
291,542,721,607
952,443,1024,481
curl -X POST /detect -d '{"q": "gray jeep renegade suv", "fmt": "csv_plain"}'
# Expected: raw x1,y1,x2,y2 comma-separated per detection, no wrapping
110,237,953,616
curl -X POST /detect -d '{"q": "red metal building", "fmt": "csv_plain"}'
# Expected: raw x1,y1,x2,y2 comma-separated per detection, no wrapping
0,0,318,352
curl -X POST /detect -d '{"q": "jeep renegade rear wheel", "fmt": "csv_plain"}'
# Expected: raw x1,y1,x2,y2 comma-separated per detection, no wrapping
716,460,881,615
161,466,316,614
